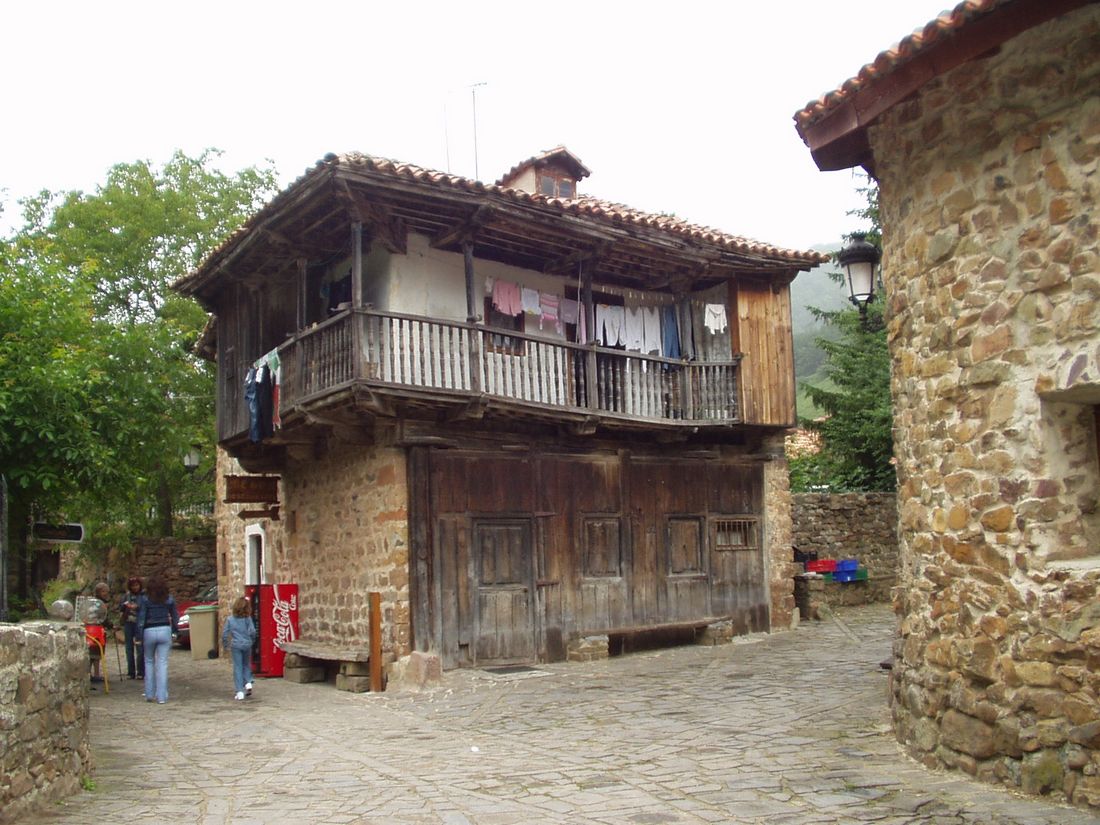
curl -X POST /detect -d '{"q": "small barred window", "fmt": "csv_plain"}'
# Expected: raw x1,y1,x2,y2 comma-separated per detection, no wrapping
714,518,758,551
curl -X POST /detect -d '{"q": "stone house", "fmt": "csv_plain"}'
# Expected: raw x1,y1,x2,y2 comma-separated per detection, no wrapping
795,0,1100,807
175,147,825,673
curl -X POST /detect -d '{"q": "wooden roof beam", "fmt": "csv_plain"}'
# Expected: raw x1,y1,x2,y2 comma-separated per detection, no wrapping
542,241,611,275
429,204,496,250
336,179,407,254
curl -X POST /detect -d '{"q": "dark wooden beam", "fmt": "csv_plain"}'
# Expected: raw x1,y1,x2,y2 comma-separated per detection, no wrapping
351,221,363,308
567,416,599,436
581,259,595,345
296,258,307,330
336,178,407,254
446,396,489,422
542,241,611,275
463,240,477,323
430,204,495,250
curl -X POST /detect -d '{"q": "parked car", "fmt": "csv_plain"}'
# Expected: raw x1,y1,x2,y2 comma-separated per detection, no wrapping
175,583,218,648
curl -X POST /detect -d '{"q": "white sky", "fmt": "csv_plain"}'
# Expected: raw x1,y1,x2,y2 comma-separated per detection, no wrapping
1,0,944,250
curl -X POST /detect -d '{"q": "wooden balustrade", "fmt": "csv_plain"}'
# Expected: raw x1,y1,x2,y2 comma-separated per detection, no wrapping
274,308,739,425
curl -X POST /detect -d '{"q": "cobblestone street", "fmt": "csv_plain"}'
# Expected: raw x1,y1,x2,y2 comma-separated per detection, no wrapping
21,605,1098,824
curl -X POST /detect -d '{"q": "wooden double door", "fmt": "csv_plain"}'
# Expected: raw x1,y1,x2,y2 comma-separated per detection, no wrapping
416,448,767,668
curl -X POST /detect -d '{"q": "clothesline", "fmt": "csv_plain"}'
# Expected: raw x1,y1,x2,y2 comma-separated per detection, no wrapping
486,275,729,357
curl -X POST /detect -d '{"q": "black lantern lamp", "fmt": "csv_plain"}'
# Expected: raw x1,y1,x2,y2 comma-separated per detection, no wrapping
838,232,882,325
183,445,202,474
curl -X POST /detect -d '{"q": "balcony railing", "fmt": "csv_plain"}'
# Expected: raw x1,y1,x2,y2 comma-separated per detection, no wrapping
277,308,739,426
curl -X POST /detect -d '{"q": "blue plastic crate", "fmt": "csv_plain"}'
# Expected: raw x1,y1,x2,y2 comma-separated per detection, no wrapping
834,570,858,583
836,559,859,572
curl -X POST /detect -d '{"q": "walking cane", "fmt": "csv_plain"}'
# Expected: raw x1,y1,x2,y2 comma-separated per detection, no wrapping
114,628,124,681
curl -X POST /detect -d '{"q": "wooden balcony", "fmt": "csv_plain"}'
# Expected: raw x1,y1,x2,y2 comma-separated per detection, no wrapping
227,308,740,443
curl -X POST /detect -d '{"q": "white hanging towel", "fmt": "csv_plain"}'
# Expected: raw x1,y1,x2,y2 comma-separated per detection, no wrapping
596,304,624,346
521,287,541,316
704,303,728,334
641,306,661,354
623,306,644,351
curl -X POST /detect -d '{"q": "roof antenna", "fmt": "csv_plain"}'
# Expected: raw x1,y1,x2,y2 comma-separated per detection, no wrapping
443,99,452,173
470,82,486,180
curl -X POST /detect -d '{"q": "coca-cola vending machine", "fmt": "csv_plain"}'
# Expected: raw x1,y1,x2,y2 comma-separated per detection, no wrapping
245,583,299,677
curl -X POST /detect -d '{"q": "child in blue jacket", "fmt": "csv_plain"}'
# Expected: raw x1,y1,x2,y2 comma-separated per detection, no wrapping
221,596,258,700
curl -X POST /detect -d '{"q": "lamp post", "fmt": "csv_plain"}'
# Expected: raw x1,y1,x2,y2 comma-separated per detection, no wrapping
838,232,881,327
183,445,202,474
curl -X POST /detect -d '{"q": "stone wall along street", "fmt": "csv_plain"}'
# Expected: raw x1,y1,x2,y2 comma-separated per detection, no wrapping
792,492,899,583
0,622,91,823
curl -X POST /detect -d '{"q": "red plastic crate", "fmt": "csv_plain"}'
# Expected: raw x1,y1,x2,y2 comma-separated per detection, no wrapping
805,559,837,573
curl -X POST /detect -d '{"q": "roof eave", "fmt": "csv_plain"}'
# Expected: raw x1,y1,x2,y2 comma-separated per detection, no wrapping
796,0,1091,172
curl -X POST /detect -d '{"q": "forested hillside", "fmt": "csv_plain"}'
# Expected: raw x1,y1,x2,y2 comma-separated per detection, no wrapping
789,245,849,419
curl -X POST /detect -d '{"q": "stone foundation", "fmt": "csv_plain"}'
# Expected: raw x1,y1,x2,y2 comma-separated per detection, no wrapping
0,622,91,823
567,635,610,663
697,620,735,646
762,435,797,630
216,442,411,669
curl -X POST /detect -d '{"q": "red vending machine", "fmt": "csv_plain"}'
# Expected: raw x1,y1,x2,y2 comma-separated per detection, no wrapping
245,583,299,677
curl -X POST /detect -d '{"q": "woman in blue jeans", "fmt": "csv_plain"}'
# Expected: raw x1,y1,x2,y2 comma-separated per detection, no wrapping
136,575,178,704
221,596,258,700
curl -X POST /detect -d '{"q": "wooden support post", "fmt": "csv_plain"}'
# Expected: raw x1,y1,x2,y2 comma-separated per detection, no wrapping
351,222,363,309
369,591,383,692
581,260,598,409
296,258,308,331
463,240,477,323
407,447,432,653
581,260,594,344
463,240,482,393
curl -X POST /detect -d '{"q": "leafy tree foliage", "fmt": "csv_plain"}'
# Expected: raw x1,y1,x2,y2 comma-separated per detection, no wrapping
2,150,277,586
790,175,895,492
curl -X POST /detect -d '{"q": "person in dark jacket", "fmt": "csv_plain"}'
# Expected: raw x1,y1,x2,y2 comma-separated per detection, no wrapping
119,576,146,679
136,576,178,704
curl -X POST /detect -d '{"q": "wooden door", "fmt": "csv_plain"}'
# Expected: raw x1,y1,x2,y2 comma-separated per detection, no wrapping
664,515,709,622
474,519,535,664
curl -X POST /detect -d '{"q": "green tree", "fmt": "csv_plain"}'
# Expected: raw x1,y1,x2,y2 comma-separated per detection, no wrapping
790,175,895,492
2,150,277,598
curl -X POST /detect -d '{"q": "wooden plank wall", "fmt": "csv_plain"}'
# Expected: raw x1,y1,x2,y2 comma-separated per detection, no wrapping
421,449,768,668
735,278,797,427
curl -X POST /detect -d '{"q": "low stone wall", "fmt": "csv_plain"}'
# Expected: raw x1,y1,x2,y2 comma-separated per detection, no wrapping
129,536,216,603
792,492,899,586
0,622,91,823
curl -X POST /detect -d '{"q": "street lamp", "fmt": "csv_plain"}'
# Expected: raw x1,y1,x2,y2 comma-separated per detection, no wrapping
183,445,202,474
838,232,881,325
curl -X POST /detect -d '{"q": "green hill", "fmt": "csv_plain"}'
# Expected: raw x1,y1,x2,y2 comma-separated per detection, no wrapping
790,245,850,421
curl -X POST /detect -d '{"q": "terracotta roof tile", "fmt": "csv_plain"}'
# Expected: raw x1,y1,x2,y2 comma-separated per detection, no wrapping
347,153,825,261
794,0,1012,131
181,151,826,290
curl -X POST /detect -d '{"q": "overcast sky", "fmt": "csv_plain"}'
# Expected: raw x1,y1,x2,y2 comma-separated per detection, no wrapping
2,1,945,250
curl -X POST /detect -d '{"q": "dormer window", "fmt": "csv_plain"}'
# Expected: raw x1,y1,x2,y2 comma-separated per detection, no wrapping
538,174,575,199
498,146,590,197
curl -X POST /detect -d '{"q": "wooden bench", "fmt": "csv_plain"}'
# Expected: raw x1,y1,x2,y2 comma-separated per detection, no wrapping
280,639,371,662
279,639,375,692
578,616,737,658
277,593,384,691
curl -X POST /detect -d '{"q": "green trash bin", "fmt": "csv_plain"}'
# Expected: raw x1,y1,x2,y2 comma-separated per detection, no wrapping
188,605,219,661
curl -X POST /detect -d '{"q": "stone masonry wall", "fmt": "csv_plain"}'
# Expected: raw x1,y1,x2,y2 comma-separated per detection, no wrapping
792,493,899,583
870,7,1100,807
762,435,797,630
0,622,91,823
128,536,216,602
217,442,411,666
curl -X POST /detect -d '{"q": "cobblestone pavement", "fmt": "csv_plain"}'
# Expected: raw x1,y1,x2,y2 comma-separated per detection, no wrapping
21,605,1100,824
